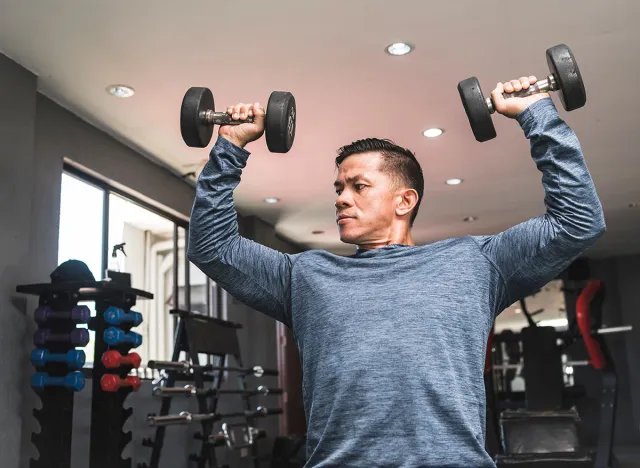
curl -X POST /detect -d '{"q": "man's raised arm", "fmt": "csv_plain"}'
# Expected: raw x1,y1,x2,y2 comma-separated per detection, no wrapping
187,109,297,326
474,81,605,311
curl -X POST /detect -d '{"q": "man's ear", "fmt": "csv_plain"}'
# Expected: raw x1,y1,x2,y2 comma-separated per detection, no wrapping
395,189,419,218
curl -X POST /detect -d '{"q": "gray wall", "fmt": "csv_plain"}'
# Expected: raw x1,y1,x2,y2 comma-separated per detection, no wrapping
0,52,38,468
0,53,299,468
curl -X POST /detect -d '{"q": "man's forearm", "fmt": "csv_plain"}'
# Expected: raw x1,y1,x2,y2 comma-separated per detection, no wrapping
187,136,250,264
186,136,295,326
517,98,606,240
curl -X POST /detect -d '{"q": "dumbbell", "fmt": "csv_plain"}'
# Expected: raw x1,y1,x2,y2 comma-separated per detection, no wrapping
101,374,142,392
458,44,586,142
31,349,86,369
101,350,142,369
31,371,86,392
104,306,143,326
35,305,90,324
180,87,296,153
34,328,90,347
104,326,142,347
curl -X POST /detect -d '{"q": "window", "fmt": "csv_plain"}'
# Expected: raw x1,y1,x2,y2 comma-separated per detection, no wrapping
58,173,105,365
58,164,217,368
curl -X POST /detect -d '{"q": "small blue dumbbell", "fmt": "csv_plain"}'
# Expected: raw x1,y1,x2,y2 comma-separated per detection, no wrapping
104,327,142,347
31,371,85,392
31,349,86,369
104,306,143,326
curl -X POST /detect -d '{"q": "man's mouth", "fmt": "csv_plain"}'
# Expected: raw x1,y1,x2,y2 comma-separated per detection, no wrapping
336,214,355,224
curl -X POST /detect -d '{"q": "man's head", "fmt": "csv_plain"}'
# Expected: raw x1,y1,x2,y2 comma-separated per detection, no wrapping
334,138,424,247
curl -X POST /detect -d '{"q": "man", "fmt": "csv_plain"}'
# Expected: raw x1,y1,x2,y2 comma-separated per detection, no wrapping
187,76,605,467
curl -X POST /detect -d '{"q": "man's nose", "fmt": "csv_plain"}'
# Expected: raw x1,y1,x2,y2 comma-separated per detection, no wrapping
335,193,352,209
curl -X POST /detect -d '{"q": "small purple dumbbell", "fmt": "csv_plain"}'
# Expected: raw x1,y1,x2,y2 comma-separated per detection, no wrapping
34,305,90,324
34,328,90,347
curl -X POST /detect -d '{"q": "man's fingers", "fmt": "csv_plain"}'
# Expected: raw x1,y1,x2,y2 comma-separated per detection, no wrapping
252,102,266,121
491,82,506,113
510,79,522,92
519,77,530,89
232,103,244,120
503,81,513,93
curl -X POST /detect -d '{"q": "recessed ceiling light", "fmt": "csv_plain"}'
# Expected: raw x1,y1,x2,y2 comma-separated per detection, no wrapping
629,202,640,208
445,178,463,185
107,85,135,98
312,230,324,235
463,216,477,222
423,128,444,138
385,42,413,56
263,197,280,204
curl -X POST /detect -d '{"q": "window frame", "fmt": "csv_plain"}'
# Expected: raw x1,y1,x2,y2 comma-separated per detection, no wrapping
61,162,217,363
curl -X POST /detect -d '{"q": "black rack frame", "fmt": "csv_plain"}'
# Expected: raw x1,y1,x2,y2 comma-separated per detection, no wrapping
139,308,279,468
17,276,153,468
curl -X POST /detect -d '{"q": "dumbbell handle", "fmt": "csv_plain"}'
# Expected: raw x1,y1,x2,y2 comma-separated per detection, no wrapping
486,74,557,114
148,411,218,426
595,325,632,335
200,110,256,126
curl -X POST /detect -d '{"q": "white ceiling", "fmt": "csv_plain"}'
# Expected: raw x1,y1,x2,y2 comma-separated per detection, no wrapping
2,0,639,258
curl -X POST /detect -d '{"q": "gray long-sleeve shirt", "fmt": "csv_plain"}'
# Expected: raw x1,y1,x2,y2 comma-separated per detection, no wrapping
187,98,605,467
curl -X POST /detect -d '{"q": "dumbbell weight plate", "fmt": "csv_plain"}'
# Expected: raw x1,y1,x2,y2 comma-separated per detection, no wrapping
265,91,296,153
181,87,215,148
458,77,497,142
546,44,586,112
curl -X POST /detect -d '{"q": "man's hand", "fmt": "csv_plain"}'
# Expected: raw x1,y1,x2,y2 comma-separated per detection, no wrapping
218,102,266,148
491,76,550,119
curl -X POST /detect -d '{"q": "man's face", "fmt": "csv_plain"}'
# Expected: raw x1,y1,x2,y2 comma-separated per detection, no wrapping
334,152,398,245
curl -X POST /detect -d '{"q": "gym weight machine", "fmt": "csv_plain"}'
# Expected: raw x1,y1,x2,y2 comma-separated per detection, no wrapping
486,279,632,467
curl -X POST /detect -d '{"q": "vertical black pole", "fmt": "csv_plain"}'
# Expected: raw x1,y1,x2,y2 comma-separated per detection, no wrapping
184,229,191,312
102,192,110,278
173,224,179,332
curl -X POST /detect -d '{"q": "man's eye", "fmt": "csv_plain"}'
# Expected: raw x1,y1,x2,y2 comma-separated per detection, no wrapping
355,184,366,190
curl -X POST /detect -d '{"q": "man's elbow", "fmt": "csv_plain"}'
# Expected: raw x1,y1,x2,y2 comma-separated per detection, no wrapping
591,213,607,239
577,210,606,243
186,243,201,266
186,230,212,267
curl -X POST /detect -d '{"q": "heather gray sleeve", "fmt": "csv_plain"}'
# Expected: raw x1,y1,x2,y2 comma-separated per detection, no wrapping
187,136,295,327
475,98,606,312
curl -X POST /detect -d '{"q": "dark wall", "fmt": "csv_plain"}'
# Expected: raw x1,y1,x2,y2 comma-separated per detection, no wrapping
0,53,301,468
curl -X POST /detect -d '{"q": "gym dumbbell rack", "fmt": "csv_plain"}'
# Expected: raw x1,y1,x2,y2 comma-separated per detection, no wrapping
17,272,153,468
17,287,89,468
139,309,280,468
88,281,149,468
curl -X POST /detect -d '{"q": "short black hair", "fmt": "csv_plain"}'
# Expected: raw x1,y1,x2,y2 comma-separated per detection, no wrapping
335,138,424,226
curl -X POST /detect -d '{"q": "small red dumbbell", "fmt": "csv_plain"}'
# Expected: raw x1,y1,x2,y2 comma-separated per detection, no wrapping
101,374,141,392
101,350,142,369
